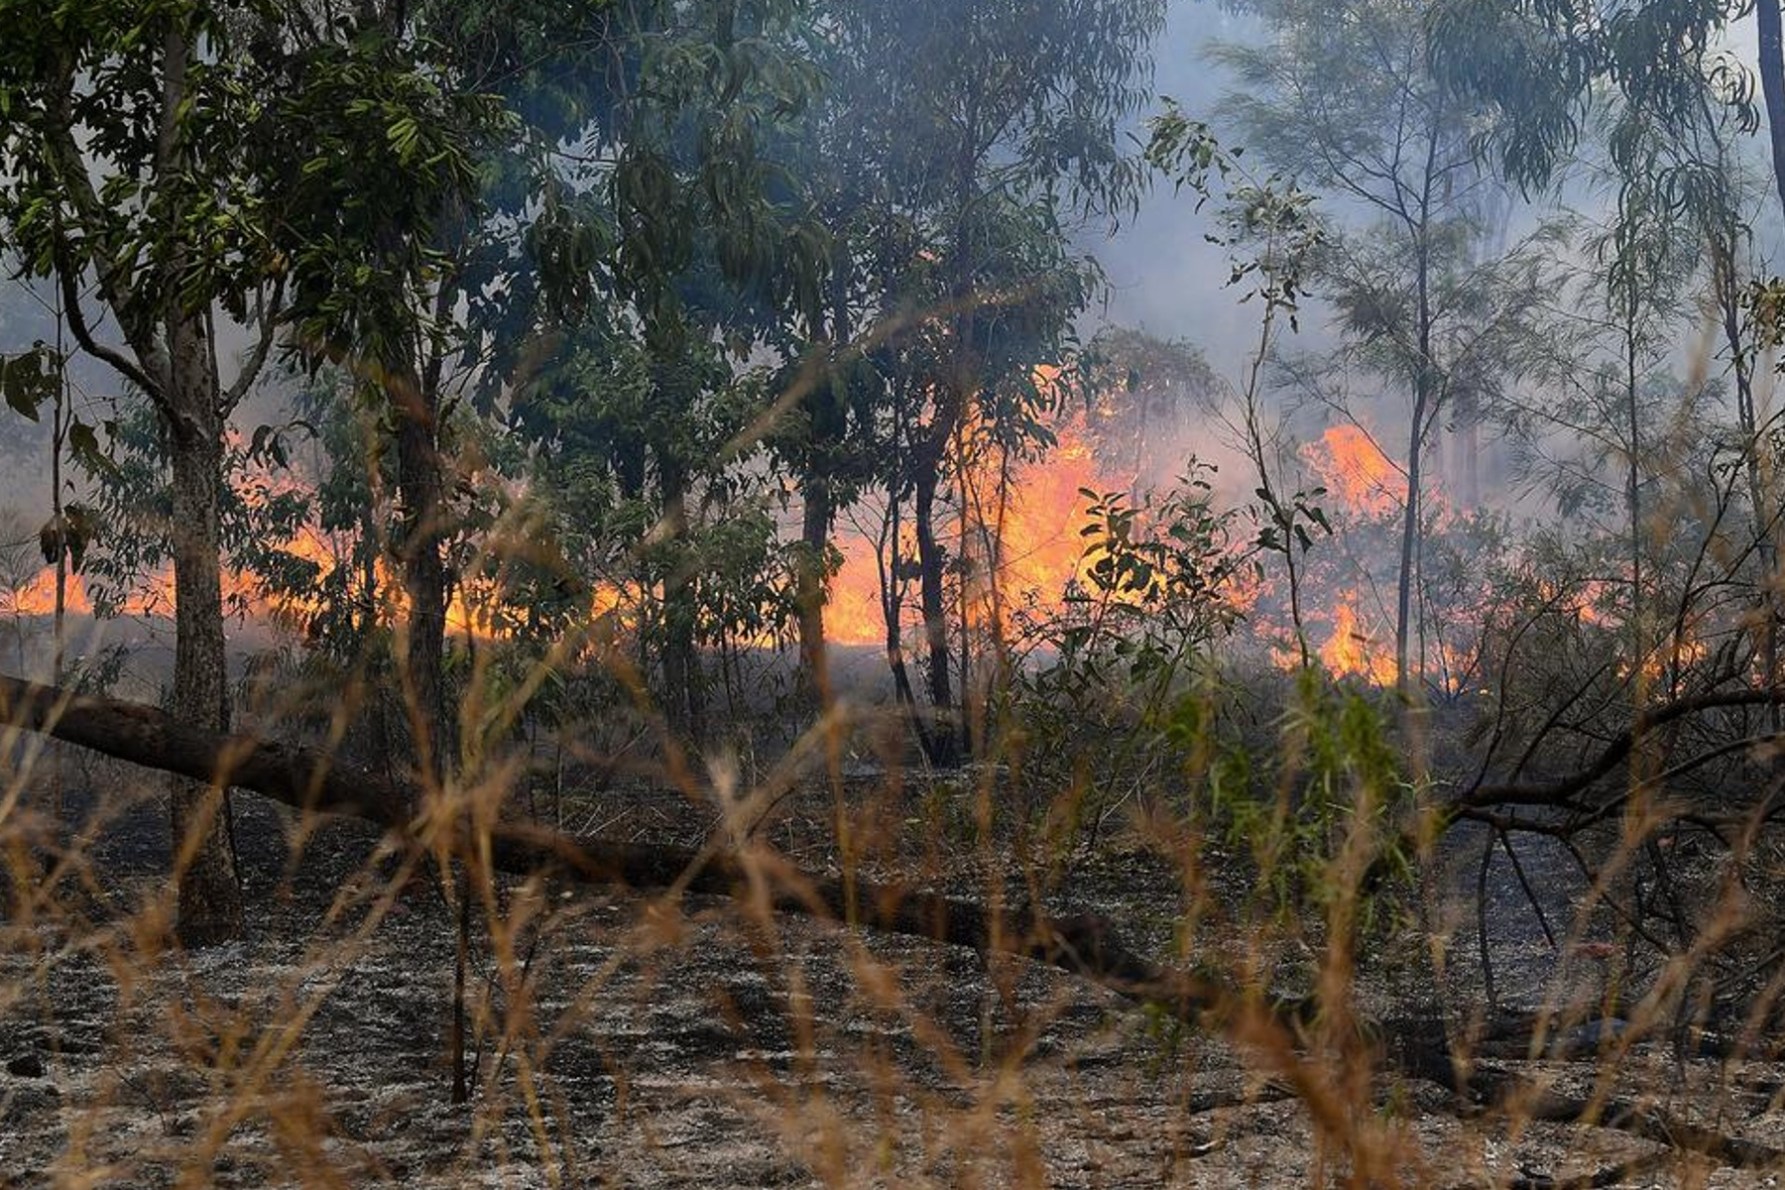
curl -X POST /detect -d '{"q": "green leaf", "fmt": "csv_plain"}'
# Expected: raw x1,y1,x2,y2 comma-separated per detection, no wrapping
1,346,60,422
67,420,118,478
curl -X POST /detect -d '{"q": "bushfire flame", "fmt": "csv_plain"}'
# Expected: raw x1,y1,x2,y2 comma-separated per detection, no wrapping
0,397,1458,689
1317,596,1398,686
1303,424,1399,518
824,401,1114,650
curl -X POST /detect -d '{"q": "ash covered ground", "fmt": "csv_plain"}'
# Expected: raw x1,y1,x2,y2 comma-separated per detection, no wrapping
0,756,1782,1188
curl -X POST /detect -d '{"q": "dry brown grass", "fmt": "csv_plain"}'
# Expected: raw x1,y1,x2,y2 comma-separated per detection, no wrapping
2,617,1785,1189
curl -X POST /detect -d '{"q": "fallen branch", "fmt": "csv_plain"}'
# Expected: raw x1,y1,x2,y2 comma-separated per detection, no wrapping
0,674,1235,1016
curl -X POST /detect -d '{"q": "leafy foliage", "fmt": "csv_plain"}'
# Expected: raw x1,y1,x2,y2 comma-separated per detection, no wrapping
1428,0,1757,201
1011,464,1248,844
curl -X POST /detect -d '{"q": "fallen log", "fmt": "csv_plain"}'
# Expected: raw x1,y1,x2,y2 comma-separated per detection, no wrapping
0,674,1232,1015
4,672,1782,1174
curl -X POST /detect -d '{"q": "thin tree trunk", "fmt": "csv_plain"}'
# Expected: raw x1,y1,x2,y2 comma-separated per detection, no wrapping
1240,302,1310,668
656,452,703,739
1394,404,1423,692
51,292,67,691
796,478,833,697
913,453,958,766
1395,113,1447,693
1626,312,1643,646
795,259,854,702
877,479,931,755
1395,236,1431,688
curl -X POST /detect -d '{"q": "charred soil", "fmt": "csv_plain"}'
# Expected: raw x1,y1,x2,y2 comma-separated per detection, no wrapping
0,763,1782,1188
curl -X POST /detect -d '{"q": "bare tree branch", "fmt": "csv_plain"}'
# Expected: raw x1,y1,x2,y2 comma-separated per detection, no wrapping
1464,689,1785,809
53,257,171,417
221,281,286,415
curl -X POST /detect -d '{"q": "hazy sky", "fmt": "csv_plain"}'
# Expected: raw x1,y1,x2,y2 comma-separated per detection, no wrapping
1086,2,1259,363
1089,1,1775,337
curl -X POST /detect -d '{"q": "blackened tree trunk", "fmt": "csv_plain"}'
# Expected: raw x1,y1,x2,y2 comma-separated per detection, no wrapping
1624,286,1643,657
657,457,702,739
912,450,959,766
796,479,834,694
877,475,932,753
1395,383,1427,693
794,266,856,701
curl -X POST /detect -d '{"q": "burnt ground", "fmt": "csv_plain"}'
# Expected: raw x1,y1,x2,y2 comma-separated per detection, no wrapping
0,755,1784,1187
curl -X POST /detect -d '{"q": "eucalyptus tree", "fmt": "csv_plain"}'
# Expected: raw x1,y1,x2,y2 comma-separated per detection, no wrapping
749,19,896,702
1212,0,1552,690
1529,125,1705,647
511,294,798,732
593,5,827,732
1431,0,1785,695
388,0,829,735
0,0,599,942
810,0,1165,761
1428,1,1769,208
252,4,830,1105
255,0,829,751
0,0,297,943
256,5,510,788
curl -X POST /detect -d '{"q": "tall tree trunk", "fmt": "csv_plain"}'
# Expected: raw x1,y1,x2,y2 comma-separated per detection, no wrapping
393,366,451,790
1625,311,1642,651
390,336,464,1105
51,292,68,691
913,452,958,766
795,258,854,700
657,460,702,739
160,23,241,946
1394,402,1424,693
1758,0,1785,214
166,320,243,947
1395,264,1432,691
796,478,834,696
878,475,933,756
1395,119,1446,694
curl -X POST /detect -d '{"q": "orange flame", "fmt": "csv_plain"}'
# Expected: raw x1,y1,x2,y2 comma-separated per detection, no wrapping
1319,595,1397,684
1303,425,1399,517
825,390,1117,649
